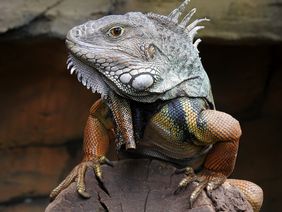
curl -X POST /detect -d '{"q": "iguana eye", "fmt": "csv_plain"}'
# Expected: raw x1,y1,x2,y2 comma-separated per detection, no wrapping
108,26,124,37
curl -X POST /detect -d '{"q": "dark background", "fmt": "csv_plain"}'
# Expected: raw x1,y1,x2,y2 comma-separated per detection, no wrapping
0,0,281,211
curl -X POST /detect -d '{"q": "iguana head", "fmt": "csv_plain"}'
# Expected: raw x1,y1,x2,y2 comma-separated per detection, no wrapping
66,0,213,105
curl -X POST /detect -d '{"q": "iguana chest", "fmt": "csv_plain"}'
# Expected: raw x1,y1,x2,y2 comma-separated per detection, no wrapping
126,97,211,167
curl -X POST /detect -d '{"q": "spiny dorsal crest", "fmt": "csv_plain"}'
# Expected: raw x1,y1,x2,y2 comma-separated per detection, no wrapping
147,0,209,50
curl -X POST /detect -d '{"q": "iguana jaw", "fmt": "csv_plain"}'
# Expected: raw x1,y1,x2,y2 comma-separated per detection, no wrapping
66,38,205,104
65,35,162,99
66,53,110,99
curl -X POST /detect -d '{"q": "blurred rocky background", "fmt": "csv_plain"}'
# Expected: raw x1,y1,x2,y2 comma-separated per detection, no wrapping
0,0,281,211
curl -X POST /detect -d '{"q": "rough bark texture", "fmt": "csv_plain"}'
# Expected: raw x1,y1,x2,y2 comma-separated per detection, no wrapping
46,159,252,212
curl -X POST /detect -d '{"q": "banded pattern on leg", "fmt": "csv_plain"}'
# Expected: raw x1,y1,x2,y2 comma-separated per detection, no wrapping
50,99,114,199
196,110,241,176
83,115,110,161
144,98,208,159
178,98,241,146
175,97,242,207
178,98,241,176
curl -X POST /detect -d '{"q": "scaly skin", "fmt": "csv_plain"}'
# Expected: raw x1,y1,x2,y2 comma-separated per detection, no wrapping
51,97,263,211
50,0,263,210
228,179,263,212
50,99,114,199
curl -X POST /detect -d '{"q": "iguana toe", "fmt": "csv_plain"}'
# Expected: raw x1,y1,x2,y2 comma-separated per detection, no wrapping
50,156,112,200
175,167,196,194
175,168,227,208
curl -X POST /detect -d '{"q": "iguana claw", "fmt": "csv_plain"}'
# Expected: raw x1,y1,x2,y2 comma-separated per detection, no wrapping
93,156,113,181
50,156,113,200
175,167,226,208
174,167,196,194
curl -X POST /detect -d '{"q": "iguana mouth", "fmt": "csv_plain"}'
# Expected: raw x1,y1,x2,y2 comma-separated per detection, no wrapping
66,52,158,100
66,39,160,97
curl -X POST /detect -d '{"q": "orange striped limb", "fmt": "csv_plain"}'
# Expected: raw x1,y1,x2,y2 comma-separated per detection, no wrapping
198,110,241,182
178,109,242,207
177,109,263,210
50,99,114,200
83,99,114,161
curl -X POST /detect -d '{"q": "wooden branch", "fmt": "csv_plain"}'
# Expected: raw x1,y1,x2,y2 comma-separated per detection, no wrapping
46,159,252,212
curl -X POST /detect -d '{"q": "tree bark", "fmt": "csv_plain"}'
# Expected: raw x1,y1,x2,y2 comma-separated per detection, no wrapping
45,159,252,212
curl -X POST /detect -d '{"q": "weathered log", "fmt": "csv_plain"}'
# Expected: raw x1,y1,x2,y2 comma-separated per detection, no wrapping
45,159,252,212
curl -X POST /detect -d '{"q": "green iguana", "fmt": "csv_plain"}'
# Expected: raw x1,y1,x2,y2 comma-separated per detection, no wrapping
50,0,263,210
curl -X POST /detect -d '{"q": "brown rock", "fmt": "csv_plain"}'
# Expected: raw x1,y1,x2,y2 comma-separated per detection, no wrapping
0,0,113,37
0,198,48,212
115,0,282,42
0,146,72,203
33,0,114,37
0,39,96,148
46,159,252,212
1,0,282,41
0,0,59,33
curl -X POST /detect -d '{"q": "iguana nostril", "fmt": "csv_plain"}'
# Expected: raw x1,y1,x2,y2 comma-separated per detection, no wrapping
73,29,82,37
132,74,154,91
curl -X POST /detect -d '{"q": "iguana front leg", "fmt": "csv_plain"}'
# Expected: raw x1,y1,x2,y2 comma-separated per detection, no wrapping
50,99,114,199
176,99,241,207
183,108,262,212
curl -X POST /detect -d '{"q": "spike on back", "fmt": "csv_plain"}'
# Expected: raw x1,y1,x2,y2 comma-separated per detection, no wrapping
179,8,196,27
168,0,190,23
147,0,209,50
168,0,209,47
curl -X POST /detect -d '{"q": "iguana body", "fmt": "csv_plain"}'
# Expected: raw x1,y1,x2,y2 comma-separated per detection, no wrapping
50,1,263,211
